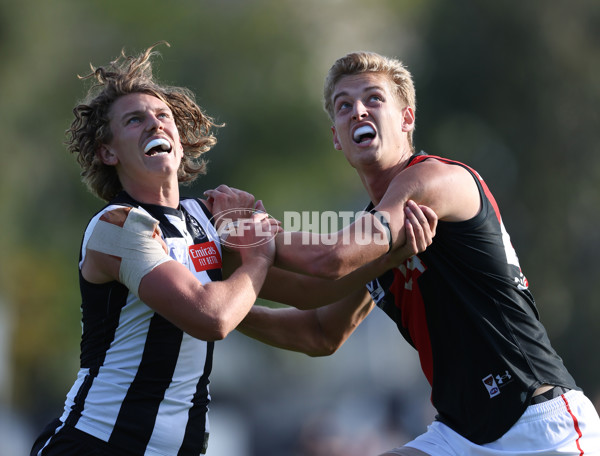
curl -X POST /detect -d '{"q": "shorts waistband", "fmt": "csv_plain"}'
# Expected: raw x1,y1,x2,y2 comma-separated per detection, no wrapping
530,385,571,405
520,389,582,424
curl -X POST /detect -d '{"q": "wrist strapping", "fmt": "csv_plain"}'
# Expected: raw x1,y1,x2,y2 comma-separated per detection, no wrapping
368,208,393,253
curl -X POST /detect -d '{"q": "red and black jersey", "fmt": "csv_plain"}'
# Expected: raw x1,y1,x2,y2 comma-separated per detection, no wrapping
366,153,577,444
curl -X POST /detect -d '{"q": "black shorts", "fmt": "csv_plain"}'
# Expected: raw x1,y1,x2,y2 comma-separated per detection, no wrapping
30,419,133,456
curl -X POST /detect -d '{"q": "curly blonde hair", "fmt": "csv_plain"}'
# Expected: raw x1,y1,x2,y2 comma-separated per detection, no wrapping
66,42,221,201
323,51,416,152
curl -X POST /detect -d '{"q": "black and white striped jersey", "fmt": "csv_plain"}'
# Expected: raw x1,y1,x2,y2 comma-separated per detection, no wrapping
51,192,221,455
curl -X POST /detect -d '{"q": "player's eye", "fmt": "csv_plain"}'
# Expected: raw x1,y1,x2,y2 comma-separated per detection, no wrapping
336,101,352,112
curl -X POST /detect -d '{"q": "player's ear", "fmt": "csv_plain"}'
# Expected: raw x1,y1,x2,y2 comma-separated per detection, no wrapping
331,126,342,150
401,107,415,133
97,144,118,166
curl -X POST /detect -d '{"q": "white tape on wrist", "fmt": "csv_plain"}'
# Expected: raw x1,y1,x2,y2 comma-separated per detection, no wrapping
86,207,173,296
218,220,240,244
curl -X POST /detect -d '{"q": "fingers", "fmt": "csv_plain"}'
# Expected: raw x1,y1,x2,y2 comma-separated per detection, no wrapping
403,213,418,254
254,199,266,212
203,184,235,198
204,186,257,223
404,200,436,252
204,185,253,202
250,211,268,223
404,204,426,252
418,204,438,235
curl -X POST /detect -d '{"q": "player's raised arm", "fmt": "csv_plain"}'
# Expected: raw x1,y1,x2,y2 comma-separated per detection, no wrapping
237,201,437,355
272,161,471,280
258,200,437,309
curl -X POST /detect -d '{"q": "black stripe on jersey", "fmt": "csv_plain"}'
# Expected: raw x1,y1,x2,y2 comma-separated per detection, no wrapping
79,279,130,368
177,341,214,456
185,197,214,226
64,365,99,428
182,205,223,284
109,314,184,452
66,277,130,427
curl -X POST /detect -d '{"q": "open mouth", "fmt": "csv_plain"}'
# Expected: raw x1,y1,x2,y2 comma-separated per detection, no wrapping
353,125,376,144
144,138,172,156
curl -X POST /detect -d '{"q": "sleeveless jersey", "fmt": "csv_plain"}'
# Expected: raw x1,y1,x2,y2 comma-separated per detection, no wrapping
53,192,221,455
366,154,577,444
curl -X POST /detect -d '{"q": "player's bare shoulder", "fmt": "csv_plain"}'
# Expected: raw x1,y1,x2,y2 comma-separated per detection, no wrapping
390,157,480,222
98,206,133,227
418,158,480,222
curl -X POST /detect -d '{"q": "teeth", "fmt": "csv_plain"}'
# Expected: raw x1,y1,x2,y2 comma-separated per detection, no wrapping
353,125,375,141
144,138,171,153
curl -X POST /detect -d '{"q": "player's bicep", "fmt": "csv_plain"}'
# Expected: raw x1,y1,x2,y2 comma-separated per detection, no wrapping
376,160,479,249
137,260,205,328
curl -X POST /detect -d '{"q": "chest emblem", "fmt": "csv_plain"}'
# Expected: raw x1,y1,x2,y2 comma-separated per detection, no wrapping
189,241,222,272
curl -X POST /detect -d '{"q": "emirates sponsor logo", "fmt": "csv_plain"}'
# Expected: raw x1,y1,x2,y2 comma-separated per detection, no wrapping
189,241,222,272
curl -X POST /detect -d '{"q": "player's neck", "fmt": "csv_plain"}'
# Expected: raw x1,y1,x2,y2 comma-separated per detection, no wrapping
124,181,180,208
360,153,412,205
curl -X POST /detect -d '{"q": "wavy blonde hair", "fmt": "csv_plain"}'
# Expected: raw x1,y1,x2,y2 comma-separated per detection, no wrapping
323,51,416,152
66,42,221,201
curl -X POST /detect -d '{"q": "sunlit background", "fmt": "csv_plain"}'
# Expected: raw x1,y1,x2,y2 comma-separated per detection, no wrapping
1,0,599,454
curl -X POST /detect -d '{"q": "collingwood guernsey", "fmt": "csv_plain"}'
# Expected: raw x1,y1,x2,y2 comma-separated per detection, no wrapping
39,192,221,455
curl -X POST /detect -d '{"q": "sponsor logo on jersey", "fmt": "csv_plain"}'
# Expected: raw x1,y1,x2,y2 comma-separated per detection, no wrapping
189,241,222,272
495,370,513,386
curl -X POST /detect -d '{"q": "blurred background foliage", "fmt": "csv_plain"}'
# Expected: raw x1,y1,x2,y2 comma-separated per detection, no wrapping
1,0,599,454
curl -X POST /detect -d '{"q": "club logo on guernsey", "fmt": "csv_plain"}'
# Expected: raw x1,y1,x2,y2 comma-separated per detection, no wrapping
482,370,513,398
189,241,222,272
186,212,207,240
482,374,501,398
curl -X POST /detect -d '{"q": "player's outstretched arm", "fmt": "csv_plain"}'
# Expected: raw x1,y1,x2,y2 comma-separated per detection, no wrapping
237,201,437,354
238,288,374,357
257,200,437,309
274,160,473,280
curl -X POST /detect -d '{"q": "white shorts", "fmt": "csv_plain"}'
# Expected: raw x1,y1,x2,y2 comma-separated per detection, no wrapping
395,390,600,455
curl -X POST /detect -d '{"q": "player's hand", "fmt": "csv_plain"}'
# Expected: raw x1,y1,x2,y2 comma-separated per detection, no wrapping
404,200,437,252
222,211,279,266
204,185,256,229
385,200,437,267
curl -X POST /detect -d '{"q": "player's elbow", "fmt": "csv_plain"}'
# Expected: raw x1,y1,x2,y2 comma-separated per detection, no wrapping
203,327,229,342
305,334,344,357
186,315,235,341
307,345,338,358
